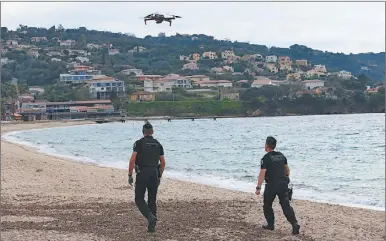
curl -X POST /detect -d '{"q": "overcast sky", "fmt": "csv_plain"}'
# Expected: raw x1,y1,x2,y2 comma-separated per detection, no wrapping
2,1,385,54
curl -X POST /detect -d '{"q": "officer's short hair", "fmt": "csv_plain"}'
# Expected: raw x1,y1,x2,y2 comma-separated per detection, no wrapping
143,122,153,135
266,136,277,149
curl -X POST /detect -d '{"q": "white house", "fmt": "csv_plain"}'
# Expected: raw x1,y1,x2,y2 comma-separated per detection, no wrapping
337,70,352,80
221,50,235,59
180,55,190,61
121,69,143,76
313,65,327,73
302,79,325,90
202,51,218,59
108,49,120,55
251,77,274,88
75,56,90,63
88,77,125,99
86,43,102,50
196,80,232,88
186,75,210,83
59,40,76,47
182,62,199,70
265,55,277,63
144,79,173,93
222,65,234,72
128,46,147,52
264,63,278,73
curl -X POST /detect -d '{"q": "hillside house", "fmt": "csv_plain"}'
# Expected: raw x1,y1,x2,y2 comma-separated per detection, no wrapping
196,80,232,88
130,91,155,102
191,53,201,61
251,77,274,88
88,77,125,99
222,65,234,72
121,69,143,76
212,67,224,73
219,88,240,100
296,59,308,66
225,55,241,64
313,64,327,73
337,70,352,80
302,79,325,90
28,86,45,96
27,49,39,58
108,49,120,55
136,75,163,82
59,40,76,47
286,73,301,81
221,50,235,59
250,54,263,61
129,46,147,52
144,79,172,93
51,58,61,62
86,43,102,50
202,51,218,59
180,55,190,61
186,75,210,83
182,62,199,70
75,56,89,63
305,69,326,78
279,64,292,72
278,56,292,66
265,55,277,63
31,37,47,42
264,63,278,73
6,40,18,46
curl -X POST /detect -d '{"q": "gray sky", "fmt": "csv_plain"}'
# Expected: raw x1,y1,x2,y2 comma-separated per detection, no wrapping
2,1,385,54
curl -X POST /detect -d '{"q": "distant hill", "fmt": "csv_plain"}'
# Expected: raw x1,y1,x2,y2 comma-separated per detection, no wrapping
1,25,385,83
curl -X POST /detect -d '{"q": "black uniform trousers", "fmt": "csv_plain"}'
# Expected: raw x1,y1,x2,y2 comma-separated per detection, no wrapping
263,182,297,225
135,167,159,218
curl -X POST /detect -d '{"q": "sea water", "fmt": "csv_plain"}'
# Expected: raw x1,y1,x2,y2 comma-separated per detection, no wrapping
3,113,385,210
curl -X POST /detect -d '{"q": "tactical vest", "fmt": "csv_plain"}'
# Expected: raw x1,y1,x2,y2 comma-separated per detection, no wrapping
136,137,161,168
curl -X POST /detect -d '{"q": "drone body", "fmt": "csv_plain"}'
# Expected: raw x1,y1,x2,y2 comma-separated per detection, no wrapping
144,13,181,26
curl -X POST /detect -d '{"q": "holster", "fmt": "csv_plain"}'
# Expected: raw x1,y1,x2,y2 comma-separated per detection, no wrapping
135,164,140,174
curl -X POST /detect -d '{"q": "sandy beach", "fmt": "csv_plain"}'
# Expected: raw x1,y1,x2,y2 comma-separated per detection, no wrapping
1,121,385,241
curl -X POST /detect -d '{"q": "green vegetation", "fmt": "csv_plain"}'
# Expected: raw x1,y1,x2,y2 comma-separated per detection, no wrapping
124,100,244,116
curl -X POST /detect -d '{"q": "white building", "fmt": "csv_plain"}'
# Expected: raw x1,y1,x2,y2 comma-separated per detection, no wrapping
180,55,190,61
196,80,232,88
144,79,173,93
86,43,102,50
265,55,277,63
59,40,76,47
251,77,274,88
337,70,352,80
121,69,143,76
221,50,235,59
108,49,120,55
75,56,89,63
186,75,210,83
302,79,325,90
202,51,218,59
88,77,125,99
182,62,199,70
222,65,234,72
128,46,147,52
313,64,327,73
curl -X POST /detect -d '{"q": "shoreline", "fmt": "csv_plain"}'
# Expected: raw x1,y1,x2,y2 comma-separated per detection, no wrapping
3,122,385,212
1,121,385,241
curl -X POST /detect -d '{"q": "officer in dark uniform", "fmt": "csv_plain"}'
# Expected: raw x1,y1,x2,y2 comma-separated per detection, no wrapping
128,122,166,233
255,136,300,235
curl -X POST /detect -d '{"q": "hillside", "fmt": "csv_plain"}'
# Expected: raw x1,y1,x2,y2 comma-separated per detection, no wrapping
1,25,384,87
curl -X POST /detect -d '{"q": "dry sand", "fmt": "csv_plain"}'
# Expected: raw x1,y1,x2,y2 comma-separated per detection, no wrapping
1,121,385,241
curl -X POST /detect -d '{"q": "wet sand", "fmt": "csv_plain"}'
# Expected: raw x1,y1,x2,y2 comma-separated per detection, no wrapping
1,121,385,241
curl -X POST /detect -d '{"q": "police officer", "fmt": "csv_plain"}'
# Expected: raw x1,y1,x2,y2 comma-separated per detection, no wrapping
128,122,166,233
255,136,300,235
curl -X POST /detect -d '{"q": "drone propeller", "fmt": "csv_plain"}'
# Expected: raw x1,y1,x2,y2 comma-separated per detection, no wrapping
174,15,182,18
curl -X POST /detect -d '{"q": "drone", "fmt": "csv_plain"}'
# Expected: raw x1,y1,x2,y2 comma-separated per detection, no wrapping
143,13,181,26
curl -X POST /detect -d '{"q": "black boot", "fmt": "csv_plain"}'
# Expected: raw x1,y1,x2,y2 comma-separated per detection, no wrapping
262,224,274,231
292,222,300,235
147,212,157,233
